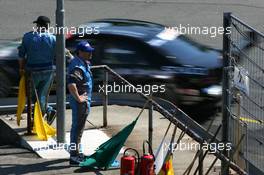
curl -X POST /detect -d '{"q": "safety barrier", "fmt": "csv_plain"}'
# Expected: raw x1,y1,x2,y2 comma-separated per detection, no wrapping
222,13,264,174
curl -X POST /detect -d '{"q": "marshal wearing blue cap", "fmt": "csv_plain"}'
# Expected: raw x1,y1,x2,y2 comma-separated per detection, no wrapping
67,41,94,165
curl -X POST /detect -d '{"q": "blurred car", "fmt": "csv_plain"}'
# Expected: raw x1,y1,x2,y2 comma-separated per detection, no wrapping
0,41,20,97
0,19,223,118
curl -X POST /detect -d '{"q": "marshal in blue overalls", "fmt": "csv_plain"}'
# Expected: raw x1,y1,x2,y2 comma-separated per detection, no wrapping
67,41,93,164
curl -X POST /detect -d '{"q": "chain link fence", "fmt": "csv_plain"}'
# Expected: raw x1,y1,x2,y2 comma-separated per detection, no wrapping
223,13,264,174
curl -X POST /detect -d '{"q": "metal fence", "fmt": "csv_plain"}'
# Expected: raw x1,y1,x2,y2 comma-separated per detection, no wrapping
222,13,264,174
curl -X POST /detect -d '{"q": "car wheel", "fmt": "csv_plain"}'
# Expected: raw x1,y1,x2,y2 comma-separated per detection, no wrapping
0,71,11,97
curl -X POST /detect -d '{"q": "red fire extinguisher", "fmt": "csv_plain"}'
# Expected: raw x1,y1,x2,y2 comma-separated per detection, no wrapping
140,140,155,175
120,148,140,175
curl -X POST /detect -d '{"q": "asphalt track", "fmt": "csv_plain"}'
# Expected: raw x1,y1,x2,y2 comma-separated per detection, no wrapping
0,0,264,48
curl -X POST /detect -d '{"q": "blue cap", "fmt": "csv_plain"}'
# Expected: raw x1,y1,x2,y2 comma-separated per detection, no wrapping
76,41,94,53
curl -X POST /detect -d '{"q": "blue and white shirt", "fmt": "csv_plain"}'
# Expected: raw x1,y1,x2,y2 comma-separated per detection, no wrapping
67,56,93,109
18,31,56,71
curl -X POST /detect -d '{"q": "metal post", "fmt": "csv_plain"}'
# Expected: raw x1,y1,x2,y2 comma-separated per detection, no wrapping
198,143,204,175
56,0,66,143
103,69,108,127
148,96,153,149
26,74,32,134
234,92,240,163
222,12,232,175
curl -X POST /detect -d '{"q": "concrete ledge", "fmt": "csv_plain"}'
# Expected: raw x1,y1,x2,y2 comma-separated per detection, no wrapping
24,129,120,159
0,115,124,159
0,118,22,146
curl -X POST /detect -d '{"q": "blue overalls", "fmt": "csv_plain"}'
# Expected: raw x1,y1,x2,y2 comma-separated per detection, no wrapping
67,56,93,156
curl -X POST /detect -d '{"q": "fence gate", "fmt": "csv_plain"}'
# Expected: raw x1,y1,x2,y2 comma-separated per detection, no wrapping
222,13,264,174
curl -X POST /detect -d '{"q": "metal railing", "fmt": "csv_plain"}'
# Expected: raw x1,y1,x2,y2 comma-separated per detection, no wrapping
92,65,247,174
222,13,264,174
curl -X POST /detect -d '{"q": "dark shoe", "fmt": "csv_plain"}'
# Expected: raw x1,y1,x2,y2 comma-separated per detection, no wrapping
69,155,84,166
78,153,88,160
46,109,56,125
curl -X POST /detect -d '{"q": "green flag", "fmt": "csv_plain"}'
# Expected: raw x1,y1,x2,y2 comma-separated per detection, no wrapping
79,116,139,169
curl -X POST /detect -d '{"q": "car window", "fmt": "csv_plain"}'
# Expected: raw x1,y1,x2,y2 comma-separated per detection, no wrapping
102,40,149,65
158,35,213,65
0,42,20,59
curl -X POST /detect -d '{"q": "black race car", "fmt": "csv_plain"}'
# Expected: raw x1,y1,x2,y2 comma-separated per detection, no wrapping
0,19,224,118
